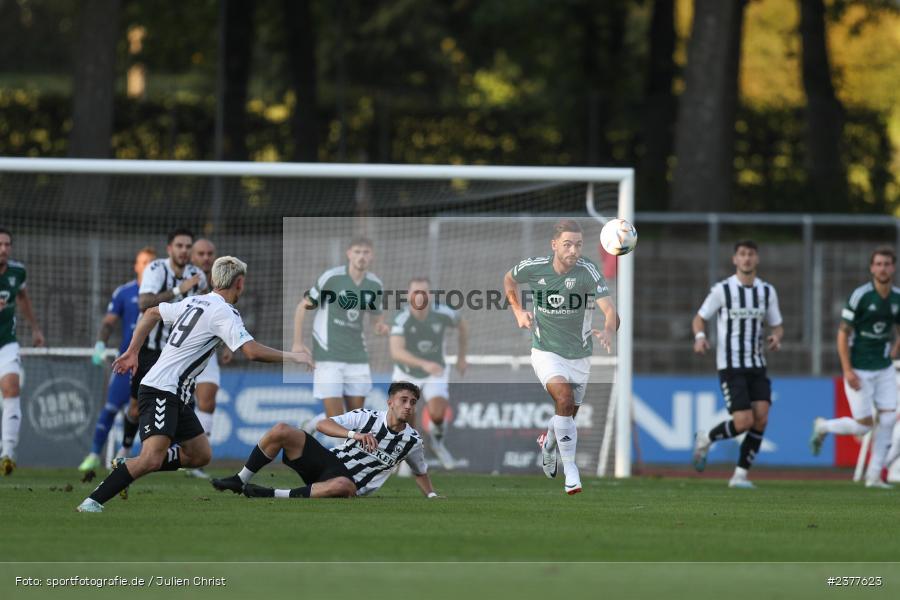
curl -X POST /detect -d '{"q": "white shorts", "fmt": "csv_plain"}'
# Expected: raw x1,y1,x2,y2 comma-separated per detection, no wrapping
530,347,590,406
845,366,898,419
391,366,449,402
313,361,372,399
195,353,220,386
0,342,21,380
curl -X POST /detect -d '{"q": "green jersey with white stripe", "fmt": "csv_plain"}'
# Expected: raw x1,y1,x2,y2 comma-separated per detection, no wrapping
391,305,460,379
0,260,27,348
308,265,383,363
841,281,900,370
511,256,610,359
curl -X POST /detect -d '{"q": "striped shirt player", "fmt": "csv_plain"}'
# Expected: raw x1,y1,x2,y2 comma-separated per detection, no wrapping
691,240,784,489
132,257,206,399
697,275,783,371
212,382,441,500
810,247,900,489
504,220,619,496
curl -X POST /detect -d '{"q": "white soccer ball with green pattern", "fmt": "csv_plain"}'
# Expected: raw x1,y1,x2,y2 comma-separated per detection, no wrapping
600,218,638,256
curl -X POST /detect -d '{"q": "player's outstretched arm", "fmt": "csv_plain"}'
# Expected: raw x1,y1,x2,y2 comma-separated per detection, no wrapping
504,270,532,329
240,340,314,370
456,317,469,375
837,322,860,390
138,275,201,311
414,473,442,498
16,287,44,347
112,307,162,374
766,324,784,351
92,313,120,365
292,298,312,353
389,335,443,376
316,417,377,450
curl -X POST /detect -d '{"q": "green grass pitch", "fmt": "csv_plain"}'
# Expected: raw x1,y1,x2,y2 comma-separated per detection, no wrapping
2,466,899,599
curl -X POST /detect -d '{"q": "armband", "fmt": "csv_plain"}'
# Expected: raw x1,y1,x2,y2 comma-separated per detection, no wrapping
171,286,183,299
694,332,706,340
347,430,356,440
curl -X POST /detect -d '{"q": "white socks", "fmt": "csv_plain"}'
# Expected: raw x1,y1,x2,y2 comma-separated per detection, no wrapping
822,417,870,436
196,409,214,437
866,411,896,482
237,467,255,484
552,415,578,481
2,397,21,459
543,419,557,450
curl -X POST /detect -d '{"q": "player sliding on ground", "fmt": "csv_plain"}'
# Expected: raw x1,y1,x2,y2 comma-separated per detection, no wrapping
210,381,441,499
503,219,618,495
691,240,784,489
76,257,313,512
810,246,900,489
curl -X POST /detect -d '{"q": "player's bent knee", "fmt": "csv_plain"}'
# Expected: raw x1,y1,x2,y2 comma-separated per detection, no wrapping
338,478,356,498
270,422,294,441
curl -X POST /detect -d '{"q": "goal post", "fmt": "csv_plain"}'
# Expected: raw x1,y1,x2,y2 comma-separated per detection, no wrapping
0,157,634,477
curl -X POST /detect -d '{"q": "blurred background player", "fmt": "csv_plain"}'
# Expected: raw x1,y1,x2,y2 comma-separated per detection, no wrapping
691,240,784,489
184,238,233,479
292,236,389,445
503,219,617,495
810,246,900,489
77,256,314,512
0,227,45,475
389,276,468,468
78,246,156,475
211,382,440,500
116,228,206,462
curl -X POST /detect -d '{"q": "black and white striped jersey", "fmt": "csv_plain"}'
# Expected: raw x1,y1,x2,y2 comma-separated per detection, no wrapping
329,408,427,496
697,275,783,371
139,258,207,351
141,293,253,402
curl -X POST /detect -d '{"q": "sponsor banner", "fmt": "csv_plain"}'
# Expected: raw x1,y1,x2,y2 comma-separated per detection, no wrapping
16,356,849,470
633,376,835,466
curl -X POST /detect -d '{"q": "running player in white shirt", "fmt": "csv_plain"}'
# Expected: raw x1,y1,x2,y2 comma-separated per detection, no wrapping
77,257,314,512
691,240,784,488
211,382,441,499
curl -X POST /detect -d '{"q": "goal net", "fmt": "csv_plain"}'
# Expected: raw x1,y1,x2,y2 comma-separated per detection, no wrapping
0,159,634,477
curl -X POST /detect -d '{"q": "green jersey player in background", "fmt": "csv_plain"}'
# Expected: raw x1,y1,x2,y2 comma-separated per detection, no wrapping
0,227,45,475
811,246,900,488
390,276,468,468
293,236,389,443
503,219,618,495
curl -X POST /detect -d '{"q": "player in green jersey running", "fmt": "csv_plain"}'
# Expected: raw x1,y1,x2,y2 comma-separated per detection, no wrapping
503,219,618,495
293,236,389,441
390,276,468,468
0,227,45,475
811,247,900,488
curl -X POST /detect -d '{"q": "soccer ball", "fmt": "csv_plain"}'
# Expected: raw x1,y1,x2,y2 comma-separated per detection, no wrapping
599,218,638,256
